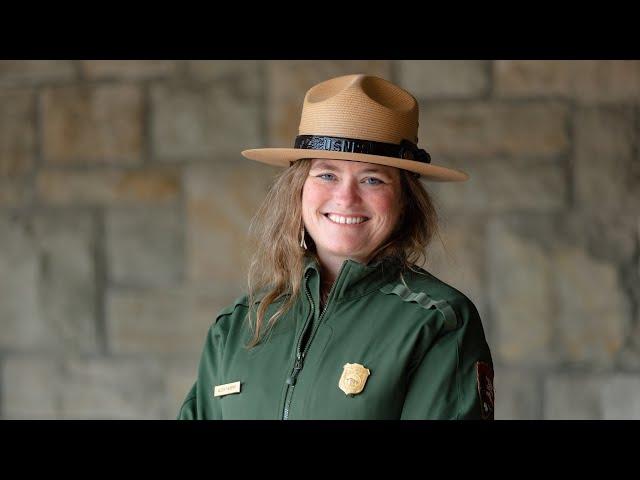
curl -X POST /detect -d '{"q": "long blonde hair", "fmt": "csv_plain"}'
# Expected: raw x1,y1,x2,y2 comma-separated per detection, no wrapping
245,158,441,349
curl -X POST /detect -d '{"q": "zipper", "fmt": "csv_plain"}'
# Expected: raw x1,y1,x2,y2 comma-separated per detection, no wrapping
282,261,348,420
282,270,314,420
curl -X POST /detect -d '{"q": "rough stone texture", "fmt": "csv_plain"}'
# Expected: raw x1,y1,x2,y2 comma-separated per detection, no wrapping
489,214,633,369
560,210,638,370
36,167,180,206
58,357,166,419
266,61,392,146
494,61,574,98
186,60,261,83
33,211,99,354
81,60,177,80
150,78,261,161
2,356,61,419
0,211,99,353
106,206,183,287
544,374,640,420
0,178,34,207
0,215,45,350
636,110,640,176
554,246,630,368
106,286,232,355
544,374,603,419
601,375,640,419
571,61,640,103
398,60,490,98
618,301,640,371
494,60,640,103
427,157,566,214
0,89,36,177
574,106,639,210
493,366,541,419
419,101,570,158
165,358,200,418
0,60,76,86
2,354,169,419
42,84,143,165
562,209,639,266
488,217,555,367
185,162,276,290
423,213,489,326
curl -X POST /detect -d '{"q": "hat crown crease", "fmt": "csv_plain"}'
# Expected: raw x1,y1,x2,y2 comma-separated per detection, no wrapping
240,73,470,182
299,74,419,144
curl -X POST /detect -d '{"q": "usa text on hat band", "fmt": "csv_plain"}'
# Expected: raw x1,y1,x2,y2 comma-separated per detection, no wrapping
294,135,431,164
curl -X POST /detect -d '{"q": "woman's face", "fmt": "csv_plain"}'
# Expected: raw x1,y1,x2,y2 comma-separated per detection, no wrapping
302,158,403,265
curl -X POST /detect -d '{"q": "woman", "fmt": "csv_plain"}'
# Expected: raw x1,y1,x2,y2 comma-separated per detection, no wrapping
177,73,494,420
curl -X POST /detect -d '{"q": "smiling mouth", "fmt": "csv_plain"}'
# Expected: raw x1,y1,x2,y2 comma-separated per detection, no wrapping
323,213,370,225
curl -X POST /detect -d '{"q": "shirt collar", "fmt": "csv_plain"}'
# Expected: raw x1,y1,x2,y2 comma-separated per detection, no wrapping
302,252,402,303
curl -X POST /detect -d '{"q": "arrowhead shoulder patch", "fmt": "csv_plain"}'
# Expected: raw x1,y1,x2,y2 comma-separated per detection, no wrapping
476,361,495,420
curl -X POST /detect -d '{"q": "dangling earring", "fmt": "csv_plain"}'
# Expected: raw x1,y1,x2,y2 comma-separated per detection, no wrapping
299,224,308,250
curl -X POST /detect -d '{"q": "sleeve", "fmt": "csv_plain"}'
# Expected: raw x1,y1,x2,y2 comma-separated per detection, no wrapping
176,319,227,420
399,296,494,420
176,382,198,420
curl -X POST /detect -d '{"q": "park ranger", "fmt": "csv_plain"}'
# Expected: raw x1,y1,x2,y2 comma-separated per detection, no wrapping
178,73,494,420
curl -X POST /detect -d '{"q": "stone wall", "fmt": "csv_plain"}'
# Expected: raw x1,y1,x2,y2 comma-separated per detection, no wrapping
0,60,638,419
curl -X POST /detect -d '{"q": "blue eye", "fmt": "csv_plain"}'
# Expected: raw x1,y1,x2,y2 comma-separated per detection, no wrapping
364,177,383,185
318,173,336,181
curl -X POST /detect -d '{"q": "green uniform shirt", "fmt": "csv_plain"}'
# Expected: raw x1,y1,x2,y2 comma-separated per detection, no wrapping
177,254,494,420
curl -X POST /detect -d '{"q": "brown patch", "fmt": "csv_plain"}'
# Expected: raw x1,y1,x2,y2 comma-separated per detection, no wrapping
476,361,495,420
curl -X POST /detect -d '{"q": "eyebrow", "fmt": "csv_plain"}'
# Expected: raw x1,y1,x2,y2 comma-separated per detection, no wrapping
310,162,392,176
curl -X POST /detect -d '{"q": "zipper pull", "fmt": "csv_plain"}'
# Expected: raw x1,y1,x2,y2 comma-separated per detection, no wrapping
286,357,304,386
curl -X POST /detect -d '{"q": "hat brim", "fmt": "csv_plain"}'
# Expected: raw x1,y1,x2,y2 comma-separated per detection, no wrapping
241,148,469,182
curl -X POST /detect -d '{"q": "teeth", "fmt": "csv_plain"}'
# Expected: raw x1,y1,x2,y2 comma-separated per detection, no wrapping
327,214,367,225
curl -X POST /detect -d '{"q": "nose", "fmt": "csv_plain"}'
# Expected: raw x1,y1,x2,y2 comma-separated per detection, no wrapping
333,177,361,206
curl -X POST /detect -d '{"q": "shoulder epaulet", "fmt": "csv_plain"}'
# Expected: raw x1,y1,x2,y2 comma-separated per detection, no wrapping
215,295,251,322
380,282,459,331
214,291,291,323
218,293,289,317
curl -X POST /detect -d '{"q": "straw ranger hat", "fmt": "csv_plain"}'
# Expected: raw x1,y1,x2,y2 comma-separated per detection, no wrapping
241,73,469,182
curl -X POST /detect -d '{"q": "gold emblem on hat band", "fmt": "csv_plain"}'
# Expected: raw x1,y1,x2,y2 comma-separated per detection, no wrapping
339,363,370,396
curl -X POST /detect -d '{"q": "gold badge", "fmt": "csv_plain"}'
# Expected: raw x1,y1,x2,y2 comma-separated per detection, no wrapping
213,381,241,397
338,363,370,396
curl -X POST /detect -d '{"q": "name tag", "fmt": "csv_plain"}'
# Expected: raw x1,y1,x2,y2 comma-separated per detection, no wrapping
213,381,241,397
